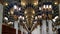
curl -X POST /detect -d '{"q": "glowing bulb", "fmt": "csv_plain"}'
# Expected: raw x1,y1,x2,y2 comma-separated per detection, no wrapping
26,16,27,18
46,5,48,8
10,10,14,15
18,16,22,19
49,5,52,8
43,5,46,8
4,17,8,20
53,16,59,22
35,16,37,20
54,16,58,19
18,7,21,11
39,7,42,10
21,2,26,6
55,2,58,5
38,15,42,18
33,10,35,14
34,2,38,6
53,19,56,22
22,17,24,20
5,3,8,6
25,11,27,14
14,5,18,9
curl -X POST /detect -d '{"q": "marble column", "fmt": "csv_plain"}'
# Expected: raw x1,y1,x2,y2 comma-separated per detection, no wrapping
0,4,3,34
20,25,23,34
42,20,47,34
14,21,18,34
37,25,40,34
23,29,28,34
31,25,40,34
47,20,53,34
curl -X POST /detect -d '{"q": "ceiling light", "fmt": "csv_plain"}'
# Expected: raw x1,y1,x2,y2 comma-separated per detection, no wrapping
24,11,27,14
55,2,58,5
18,7,21,11
18,16,22,19
34,2,38,6
33,10,35,14
10,10,14,15
26,16,27,18
46,5,49,8
52,19,56,22
54,16,58,19
4,17,8,21
5,2,8,6
13,5,18,9
38,15,42,18
43,5,46,8
39,7,42,10
49,5,52,8
21,2,26,6
35,16,38,20
8,12,10,14
22,17,24,20
52,16,59,22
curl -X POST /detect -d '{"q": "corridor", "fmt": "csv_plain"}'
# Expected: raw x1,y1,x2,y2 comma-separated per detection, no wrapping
0,0,60,34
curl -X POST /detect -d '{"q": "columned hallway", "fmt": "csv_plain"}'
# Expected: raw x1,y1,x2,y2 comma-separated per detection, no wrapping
0,0,60,34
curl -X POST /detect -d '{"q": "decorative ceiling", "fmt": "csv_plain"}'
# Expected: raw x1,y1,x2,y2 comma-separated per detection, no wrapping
1,0,60,32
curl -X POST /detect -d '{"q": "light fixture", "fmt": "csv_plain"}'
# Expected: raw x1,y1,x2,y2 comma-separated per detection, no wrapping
26,16,28,18
52,16,59,22
22,17,24,20
8,22,13,24
10,10,14,15
52,19,56,22
35,16,37,20
43,5,46,9
54,2,58,5
21,2,26,6
24,11,27,14
8,12,10,15
32,10,35,14
5,2,8,6
49,5,52,8
13,5,18,9
39,7,42,10
46,5,49,8
38,15,42,18
34,1,38,6
54,16,58,19
18,16,22,19
4,17,8,21
18,7,21,11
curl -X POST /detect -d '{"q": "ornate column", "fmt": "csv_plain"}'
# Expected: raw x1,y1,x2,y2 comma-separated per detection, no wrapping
32,25,40,34
0,4,3,34
47,20,53,34
20,25,23,34
42,20,47,34
14,21,18,34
